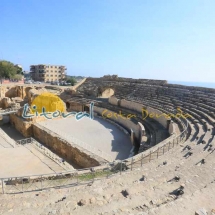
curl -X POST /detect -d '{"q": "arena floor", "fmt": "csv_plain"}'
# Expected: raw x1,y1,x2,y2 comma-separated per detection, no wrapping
0,125,69,178
0,146,67,178
37,116,132,160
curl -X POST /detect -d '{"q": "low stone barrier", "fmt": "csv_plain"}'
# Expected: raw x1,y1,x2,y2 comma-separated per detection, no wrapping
32,123,107,168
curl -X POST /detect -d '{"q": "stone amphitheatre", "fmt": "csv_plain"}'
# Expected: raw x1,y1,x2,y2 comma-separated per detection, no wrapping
0,76,214,215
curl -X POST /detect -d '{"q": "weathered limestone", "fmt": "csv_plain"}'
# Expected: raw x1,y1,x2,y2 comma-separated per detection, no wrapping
119,99,143,113
0,97,12,109
9,114,33,137
98,88,114,98
108,96,119,106
93,106,140,140
27,88,47,105
32,123,105,168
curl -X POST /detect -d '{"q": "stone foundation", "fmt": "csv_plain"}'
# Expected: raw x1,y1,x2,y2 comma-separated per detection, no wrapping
9,114,33,137
32,123,106,168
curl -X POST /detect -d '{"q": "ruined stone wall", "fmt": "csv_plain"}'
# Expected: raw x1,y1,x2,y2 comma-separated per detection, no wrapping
94,106,140,139
168,121,175,135
99,88,114,98
0,97,12,109
108,96,119,106
27,88,47,105
5,87,17,98
115,98,169,130
15,86,27,99
119,99,143,113
67,102,83,112
109,98,169,130
146,107,169,129
0,86,20,99
9,114,33,137
32,123,105,168
72,78,87,91
0,87,7,98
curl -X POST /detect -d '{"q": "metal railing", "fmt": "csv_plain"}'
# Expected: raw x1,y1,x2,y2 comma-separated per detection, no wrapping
43,127,114,162
122,122,188,171
0,119,188,194
16,137,73,171
0,107,19,115
0,165,116,194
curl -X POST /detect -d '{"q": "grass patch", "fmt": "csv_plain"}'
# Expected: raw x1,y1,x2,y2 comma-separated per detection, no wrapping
78,170,112,181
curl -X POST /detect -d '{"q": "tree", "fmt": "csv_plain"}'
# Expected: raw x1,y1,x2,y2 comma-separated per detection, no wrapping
66,77,77,86
0,60,17,81
13,74,23,81
15,66,23,75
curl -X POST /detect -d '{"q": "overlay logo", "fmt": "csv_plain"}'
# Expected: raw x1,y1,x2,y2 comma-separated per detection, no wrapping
22,92,94,120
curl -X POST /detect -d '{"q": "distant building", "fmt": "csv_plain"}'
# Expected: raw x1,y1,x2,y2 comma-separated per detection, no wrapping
30,64,67,82
23,71,31,80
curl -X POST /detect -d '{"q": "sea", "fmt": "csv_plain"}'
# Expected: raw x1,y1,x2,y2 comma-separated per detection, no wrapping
168,81,215,89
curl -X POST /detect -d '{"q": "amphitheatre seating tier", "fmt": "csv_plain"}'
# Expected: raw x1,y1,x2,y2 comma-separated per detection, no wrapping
181,108,207,143
126,96,185,132
96,101,170,153
1,80,215,214
48,81,215,148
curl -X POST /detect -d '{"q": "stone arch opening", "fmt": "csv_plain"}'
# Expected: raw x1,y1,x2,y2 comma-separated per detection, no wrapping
66,102,70,109
98,87,114,98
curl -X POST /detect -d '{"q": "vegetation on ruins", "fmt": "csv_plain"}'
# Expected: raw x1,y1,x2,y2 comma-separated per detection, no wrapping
66,77,77,86
0,60,23,82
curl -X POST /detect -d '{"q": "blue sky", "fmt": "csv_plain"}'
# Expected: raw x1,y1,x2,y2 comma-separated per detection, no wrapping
0,0,214,82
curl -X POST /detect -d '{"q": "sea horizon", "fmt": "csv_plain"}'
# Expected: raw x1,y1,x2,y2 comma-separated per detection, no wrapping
168,81,215,89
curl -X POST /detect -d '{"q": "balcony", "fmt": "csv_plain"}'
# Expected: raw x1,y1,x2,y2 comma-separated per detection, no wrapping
38,70,46,73
39,65,46,69
59,66,67,70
